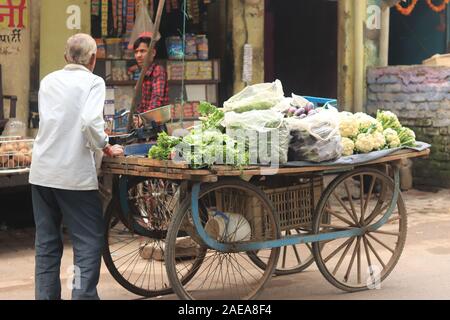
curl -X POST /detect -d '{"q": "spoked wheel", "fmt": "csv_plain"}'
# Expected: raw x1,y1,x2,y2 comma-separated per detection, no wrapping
247,227,315,275
165,178,281,300
103,177,188,297
312,167,407,292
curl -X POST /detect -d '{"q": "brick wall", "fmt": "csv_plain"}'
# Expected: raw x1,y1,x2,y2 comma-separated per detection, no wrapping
367,66,450,188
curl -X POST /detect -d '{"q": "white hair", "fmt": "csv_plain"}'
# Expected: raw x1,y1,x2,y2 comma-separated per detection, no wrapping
65,33,97,66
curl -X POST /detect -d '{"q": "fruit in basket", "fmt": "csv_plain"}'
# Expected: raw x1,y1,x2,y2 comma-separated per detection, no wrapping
7,159,15,168
3,143,14,153
15,152,27,165
17,142,29,151
1,155,8,165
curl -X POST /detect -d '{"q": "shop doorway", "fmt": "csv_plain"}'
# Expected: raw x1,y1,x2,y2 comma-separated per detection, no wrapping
389,2,448,66
265,0,338,99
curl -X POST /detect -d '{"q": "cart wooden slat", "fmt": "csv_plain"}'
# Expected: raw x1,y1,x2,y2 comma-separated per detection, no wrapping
102,148,430,179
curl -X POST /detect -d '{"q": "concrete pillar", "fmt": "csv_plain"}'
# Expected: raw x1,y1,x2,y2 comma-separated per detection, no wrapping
338,0,390,113
229,0,264,94
338,0,354,112
0,0,31,126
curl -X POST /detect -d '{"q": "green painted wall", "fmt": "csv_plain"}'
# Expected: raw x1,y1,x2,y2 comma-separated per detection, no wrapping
40,0,90,80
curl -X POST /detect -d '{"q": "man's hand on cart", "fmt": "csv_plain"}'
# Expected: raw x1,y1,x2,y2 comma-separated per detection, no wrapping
103,144,124,157
133,115,144,128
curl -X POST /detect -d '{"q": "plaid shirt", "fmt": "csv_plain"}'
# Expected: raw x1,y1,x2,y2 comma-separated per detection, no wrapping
138,63,169,113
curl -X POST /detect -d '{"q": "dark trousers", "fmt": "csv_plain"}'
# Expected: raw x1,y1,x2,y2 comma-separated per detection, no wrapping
31,185,105,300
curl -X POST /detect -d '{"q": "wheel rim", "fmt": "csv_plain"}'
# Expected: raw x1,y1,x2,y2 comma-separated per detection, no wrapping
166,180,280,300
312,168,407,291
104,178,187,297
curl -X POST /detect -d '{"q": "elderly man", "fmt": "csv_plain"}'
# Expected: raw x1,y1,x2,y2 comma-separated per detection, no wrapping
29,33,123,300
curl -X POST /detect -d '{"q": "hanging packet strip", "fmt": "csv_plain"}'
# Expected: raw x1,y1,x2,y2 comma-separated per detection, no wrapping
123,0,128,33
191,0,200,24
126,0,136,34
186,0,192,19
118,0,123,36
112,0,118,33
172,0,179,10
91,0,101,16
101,0,109,37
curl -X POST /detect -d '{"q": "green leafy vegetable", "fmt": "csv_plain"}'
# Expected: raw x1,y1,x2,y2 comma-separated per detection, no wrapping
148,132,182,160
198,101,225,131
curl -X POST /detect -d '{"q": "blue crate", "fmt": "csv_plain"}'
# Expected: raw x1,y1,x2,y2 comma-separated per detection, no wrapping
124,143,156,156
303,96,338,110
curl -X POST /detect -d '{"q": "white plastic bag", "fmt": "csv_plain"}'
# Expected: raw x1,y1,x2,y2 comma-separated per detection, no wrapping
224,110,291,165
127,1,161,50
223,80,285,113
272,97,293,113
286,111,342,163
222,109,284,130
2,119,27,137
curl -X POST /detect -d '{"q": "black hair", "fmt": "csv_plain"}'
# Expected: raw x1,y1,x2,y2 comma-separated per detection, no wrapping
133,37,152,51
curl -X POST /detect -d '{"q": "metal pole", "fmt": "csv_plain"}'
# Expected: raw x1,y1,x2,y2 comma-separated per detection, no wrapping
127,0,166,131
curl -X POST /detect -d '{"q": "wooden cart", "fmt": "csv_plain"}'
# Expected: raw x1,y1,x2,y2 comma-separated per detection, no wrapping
101,148,430,300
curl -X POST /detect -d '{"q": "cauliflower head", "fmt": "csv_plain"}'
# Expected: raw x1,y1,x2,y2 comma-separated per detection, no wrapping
372,132,386,150
355,133,375,153
341,137,355,156
354,113,383,133
377,110,402,130
397,127,416,147
383,128,401,149
339,113,359,138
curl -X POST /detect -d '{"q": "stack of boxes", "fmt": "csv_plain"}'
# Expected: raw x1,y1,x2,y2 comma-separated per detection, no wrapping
171,102,201,119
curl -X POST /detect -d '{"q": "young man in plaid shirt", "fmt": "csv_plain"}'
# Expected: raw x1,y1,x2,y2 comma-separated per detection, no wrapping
133,36,169,114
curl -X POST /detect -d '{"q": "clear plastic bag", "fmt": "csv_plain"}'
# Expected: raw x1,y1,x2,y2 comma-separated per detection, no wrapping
127,2,161,50
2,119,27,137
286,111,342,163
223,80,284,113
224,110,290,165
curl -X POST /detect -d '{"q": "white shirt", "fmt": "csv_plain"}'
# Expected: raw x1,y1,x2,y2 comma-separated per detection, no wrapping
29,64,109,191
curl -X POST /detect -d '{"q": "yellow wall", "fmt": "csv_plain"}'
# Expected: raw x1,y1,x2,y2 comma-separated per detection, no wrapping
0,0,31,125
39,0,90,80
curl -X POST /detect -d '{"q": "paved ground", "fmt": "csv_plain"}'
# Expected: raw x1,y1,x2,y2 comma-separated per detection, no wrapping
1,188,450,300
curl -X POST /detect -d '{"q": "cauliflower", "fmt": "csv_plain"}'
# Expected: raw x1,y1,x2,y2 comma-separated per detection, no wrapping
341,137,355,156
377,110,402,130
339,113,359,138
354,113,383,133
372,132,386,150
397,127,416,147
383,128,401,149
355,133,375,153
